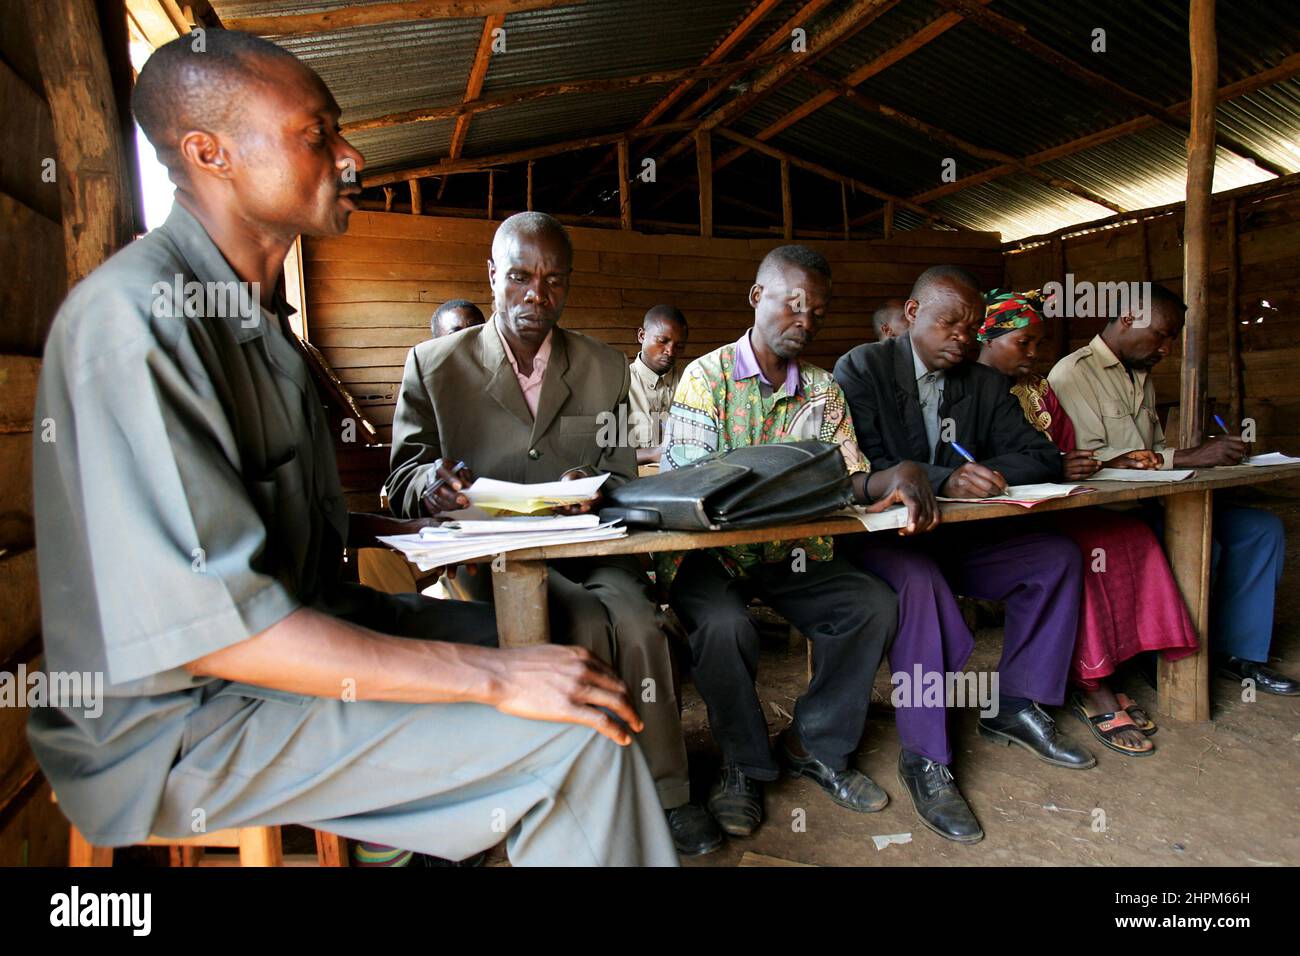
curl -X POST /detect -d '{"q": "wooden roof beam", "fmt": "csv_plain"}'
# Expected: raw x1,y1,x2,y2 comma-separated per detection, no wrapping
853,51,1300,225
223,0,576,36
713,127,972,231
933,0,1289,176
344,56,781,133
447,13,507,161
804,69,1125,213
363,120,697,186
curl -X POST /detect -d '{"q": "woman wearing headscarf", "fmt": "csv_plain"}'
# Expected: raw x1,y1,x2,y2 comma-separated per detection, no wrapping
976,289,1199,756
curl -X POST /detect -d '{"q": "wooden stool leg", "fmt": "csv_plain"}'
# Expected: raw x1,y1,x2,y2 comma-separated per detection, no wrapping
314,830,349,867
68,826,114,867
237,826,283,867
169,845,205,867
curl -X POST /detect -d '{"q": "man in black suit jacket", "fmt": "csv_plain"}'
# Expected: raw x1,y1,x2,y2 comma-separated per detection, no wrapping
833,265,1093,845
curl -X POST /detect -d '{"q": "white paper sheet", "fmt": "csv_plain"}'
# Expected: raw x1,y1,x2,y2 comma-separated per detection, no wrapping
837,505,911,532
1244,452,1300,467
1089,468,1195,482
938,483,1088,506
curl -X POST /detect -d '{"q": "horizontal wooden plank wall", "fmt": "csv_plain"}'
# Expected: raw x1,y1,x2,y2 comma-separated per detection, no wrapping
302,211,1003,447
1004,182,1300,455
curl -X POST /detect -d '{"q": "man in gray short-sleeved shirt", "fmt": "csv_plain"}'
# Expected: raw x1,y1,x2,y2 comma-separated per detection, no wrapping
28,30,674,866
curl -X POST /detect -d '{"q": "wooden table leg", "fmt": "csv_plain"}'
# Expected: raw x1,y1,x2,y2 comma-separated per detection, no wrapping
491,557,551,647
1159,489,1214,721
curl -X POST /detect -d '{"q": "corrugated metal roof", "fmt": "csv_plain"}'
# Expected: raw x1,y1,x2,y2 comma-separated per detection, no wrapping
204,0,1300,241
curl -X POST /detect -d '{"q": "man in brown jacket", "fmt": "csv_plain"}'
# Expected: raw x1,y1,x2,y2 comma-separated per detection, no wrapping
387,212,720,855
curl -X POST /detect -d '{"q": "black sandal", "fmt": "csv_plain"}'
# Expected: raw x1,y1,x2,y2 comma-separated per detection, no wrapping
1069,693,1155,757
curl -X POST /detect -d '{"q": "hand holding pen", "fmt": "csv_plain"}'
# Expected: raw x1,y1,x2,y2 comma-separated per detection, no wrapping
1214,413,1251,464
941,441,1009,498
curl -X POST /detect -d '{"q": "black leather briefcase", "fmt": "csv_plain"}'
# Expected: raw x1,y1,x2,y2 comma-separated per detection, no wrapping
599,440,853,531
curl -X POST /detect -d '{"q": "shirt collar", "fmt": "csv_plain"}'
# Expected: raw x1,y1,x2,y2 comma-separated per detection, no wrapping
493,313,551,381
732,329,801,397
632,354,665,384
157,202,293,343
912,344,943,384
1090,334,1124,370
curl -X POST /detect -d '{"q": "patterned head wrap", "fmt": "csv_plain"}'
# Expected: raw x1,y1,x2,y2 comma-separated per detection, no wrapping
978,288,1050,343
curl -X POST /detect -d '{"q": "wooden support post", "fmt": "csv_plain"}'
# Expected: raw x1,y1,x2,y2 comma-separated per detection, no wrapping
840,182,850,240
1050,236,1069,361
237,826,283,867
1137,216,1152,282
314,830,349,867
1160,490,1214,721
487,170,495,220
68,826,113,867
780,158,792,240
526,160,534,211
383,186,394,211
491,559,550,646
617,138,632,230
29,0,134,285
1180,0,1217,450
1225,197,1243,429
695,128,713,238
882,199,894,239
409,178,422,215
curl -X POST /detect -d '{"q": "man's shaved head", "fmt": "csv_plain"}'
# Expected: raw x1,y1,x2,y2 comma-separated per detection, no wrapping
756,244,832,286
491,211,573,268
132,30,303,174
643,304,687,331
908,264,982,301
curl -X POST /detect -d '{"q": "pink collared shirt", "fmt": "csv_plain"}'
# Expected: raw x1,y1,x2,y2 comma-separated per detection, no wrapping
494,315,552,419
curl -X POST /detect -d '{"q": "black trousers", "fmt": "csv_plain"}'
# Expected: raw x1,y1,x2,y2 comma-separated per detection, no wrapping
669,552,897,781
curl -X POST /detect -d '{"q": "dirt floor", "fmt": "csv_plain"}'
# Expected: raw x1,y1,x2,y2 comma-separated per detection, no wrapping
678,490,1300,868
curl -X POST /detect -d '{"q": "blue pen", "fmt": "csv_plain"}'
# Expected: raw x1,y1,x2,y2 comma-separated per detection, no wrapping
1213,413,1230,434
949,441,977,464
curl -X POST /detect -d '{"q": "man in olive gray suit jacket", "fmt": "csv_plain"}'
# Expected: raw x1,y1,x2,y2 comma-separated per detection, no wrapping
387,212,721,856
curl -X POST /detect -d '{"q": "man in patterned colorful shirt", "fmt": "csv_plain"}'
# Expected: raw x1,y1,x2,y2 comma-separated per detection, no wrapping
660,245,935,840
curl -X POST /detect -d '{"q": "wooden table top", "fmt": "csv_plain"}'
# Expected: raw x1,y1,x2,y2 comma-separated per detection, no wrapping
498,462,1300,562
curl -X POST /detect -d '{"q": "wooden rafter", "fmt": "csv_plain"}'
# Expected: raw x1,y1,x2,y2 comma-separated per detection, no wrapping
934,0,1288,177
344,56,781,134
364,120,696,186
714,127,968,230
855,53,1300,226
706,0,993,177
448,13,507,161
557,0,819,210
805,70,1124,213
223,0,576,36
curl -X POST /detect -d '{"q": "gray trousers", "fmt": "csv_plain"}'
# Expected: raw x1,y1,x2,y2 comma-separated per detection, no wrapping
446,556,691,810
152,587,679,867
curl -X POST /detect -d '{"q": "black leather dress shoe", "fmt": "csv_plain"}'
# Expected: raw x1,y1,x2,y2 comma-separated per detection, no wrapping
897,750,983,844
778,730,888,813
665,804,724,857
978,703,1096,769
1217,656,1300,696
707,765,764,837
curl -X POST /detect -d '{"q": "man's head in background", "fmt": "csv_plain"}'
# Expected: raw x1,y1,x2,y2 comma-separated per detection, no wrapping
132,30,363,239
431,299,486,338
636,305,689,376
871,299,906,341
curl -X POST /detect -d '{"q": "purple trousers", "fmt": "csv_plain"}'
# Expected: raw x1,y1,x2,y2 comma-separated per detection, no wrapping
854,529,1082,765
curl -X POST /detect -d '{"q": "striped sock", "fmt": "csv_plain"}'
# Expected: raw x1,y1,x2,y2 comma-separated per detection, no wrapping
351,841,414,867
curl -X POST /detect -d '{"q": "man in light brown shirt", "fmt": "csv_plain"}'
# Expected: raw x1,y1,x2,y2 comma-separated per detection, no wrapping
1049,284,1297,696
627,305,689,468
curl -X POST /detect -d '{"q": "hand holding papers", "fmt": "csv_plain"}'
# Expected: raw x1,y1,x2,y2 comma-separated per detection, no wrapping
380,512,627,572
462,474,610,515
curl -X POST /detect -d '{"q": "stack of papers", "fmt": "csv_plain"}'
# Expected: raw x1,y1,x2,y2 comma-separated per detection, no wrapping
938,483,1093,508
379,513,626,572
461,475,609,515
837,505,911,532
